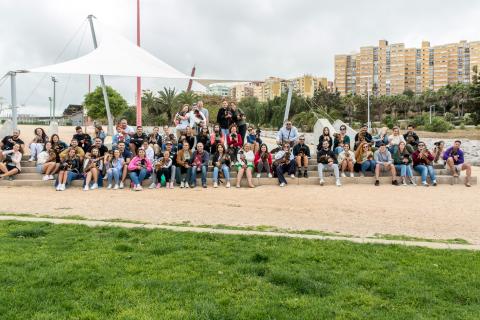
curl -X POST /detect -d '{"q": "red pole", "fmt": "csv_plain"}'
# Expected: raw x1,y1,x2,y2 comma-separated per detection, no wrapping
187,65,196,92
136,0,142,126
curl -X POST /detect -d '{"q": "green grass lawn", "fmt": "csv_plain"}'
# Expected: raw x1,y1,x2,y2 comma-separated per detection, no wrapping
1,221,479,319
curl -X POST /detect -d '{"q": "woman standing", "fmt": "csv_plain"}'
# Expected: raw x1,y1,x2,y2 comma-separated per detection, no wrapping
0,143,22,180
29,128,48,161
235,144,255,188
212,144,231,188
127,148,153,191
106,149,124,190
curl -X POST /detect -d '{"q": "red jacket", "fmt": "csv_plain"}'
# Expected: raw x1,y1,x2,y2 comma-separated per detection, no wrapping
227,134,243,148
254,151,272,167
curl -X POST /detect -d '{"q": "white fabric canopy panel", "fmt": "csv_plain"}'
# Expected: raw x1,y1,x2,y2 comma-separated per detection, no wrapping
25,21,252,86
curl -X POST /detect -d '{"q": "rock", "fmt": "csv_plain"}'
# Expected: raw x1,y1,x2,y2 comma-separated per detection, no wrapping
0,119,13,137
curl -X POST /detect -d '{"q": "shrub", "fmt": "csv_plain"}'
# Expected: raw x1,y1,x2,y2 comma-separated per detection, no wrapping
424,117,452,132
383,115,398,129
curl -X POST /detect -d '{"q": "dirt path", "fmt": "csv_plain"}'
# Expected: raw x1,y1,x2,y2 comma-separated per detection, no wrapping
1,182,479,244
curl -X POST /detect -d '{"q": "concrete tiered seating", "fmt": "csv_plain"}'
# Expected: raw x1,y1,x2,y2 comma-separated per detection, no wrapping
0,156,476,188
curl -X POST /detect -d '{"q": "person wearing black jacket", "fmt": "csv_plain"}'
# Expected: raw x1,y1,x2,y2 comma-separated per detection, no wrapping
216,100,236,145
88,138,109,157
317,127,333,151
317,140,341,186
403,124,420,149
160,141,178,185
72,126,92,153
292,136,311,178
196,127,211,152
354,124,373,150
129,126,148,155
148,126,163,156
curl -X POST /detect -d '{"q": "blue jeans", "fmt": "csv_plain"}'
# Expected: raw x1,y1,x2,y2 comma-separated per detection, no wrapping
55,171,80,187
129,168,150,185
107,168,121,185
361,160,376,174
213,164,230,182
395,164,413,177
221,128,229,147
414,165,436,183
190,165,207,186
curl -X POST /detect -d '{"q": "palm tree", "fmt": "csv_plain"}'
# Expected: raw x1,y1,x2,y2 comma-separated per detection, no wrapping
142,90,161,116
157,87,178,122
176,90,199,106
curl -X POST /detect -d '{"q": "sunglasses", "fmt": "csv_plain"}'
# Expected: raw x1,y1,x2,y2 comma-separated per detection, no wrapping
363,145,369,148
340,128,346,131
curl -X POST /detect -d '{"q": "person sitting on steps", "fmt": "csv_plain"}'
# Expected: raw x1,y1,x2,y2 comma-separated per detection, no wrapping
274,143,296,187
293,135,311,178
317,140,341,186
337,143,355,177
374,143,398,186
443,140,472,187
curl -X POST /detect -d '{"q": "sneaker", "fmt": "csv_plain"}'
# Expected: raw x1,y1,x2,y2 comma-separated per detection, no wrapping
409,178,416,186
169,182,174,189
202,184,207,188
113,184,119,190
290,174,295,179
341,172,346,178
432,180,437,186
422,182,429,187
28,158,34,162
319,179,324,186
185,182,190,188
297,170,302,178
55,184,61,191
48,175,55,180
137,185,143,191
226,182,231,188
91,183,98,190
401,179,407,186
374,180,380,186
256,173,261,178
180,181,185,188
107,184,112,189
156,183,161,189
268,173,273,178
279,182,286,187
350,172,355,178
213,182,218,188
42,175,49,181
392,180,399,186
336,179,342,187
149,183,156,189
119,182,124,189
83,186,89,191
236,184,241,188
303,171,308,178
60,184,66,191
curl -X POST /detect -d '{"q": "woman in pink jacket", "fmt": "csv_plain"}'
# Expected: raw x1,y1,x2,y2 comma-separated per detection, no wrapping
127,148,152,191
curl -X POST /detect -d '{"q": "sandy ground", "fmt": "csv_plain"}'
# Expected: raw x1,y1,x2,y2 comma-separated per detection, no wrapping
0,181,479,244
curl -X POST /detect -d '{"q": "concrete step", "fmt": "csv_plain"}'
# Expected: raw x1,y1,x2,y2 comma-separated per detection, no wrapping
1,175,476,188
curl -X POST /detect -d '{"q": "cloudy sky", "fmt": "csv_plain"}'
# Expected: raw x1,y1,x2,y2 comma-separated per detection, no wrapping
1,0,479,116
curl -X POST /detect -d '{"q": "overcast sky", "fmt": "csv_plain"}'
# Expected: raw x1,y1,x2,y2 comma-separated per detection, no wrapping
1,0,479,116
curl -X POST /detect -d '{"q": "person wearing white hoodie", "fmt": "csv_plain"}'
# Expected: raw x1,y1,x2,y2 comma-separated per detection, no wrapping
337,143,356,177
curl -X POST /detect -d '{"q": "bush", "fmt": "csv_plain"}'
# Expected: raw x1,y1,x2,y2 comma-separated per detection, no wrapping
463,113,476,125
383,115,399,129
411,115,428,127
424,117,452,132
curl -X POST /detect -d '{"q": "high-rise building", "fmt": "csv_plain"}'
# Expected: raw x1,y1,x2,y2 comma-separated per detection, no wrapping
335,39,480,96
207,84,230,98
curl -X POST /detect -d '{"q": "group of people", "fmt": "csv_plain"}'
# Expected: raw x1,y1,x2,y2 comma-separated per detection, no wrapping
0,101,474,188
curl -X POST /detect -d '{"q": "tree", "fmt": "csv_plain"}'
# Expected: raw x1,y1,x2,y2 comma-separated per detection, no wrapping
157,87,179,122
177,91,199,106
84,86,129,121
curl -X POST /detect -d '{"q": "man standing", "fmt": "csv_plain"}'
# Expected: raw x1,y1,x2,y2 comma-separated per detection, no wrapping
0,129,25,160
276,121,299,148
374,143,398,186
443,140,472,187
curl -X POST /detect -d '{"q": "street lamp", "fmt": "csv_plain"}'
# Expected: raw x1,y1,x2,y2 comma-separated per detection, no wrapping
48,97,52,122
429,105,436,124
367,78,371,132
51,76,58,122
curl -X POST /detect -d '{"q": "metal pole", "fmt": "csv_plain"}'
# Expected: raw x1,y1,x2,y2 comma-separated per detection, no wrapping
52,76,58,122
367,78,371,132
48,97,52,122
10,71,17,131
136,0,142,126
283,81,293,123
87,14,114,136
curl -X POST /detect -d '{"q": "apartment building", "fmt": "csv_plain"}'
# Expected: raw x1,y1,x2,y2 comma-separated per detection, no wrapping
335,39,480,96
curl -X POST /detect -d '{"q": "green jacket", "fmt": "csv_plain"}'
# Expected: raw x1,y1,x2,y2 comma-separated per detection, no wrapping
393,145,414,165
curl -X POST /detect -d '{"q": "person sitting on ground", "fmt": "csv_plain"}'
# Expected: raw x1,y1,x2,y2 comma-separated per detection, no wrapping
293,135,311,178
374,143,398,186
212,144,231,188
112,125,131,150
56,148,82,191
412,141,437,187
83,147,103,191
209,124,224,154
59,139,85,160
0,143,22,181
154,150,173,189
354,142,376,176
254,143,272,178
142,140,155,164
175,104,191,138
432,140,445,165
127,147,152,191
105,149,124,190
94,125,106,144
354,124,373,150
196,126,211,152
372,126,389,148
176,141,192,188
393,141,415,186
37,141,58,181
246,126,260,154
443,140,472,187
318,127,333,151
129,126,148,156
88,137,109,157
0,129,25,161
50,134,68,155
403,124,419,150
338,143,355,178
189,142,209,188
276,121,299,147
117,141,132,189
72,126,92,153
235,143,255,188
333,125,350,154
28,127,48,161
387,126,406,154
317,140,341,186
148,126,162,156
273,143,296,187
